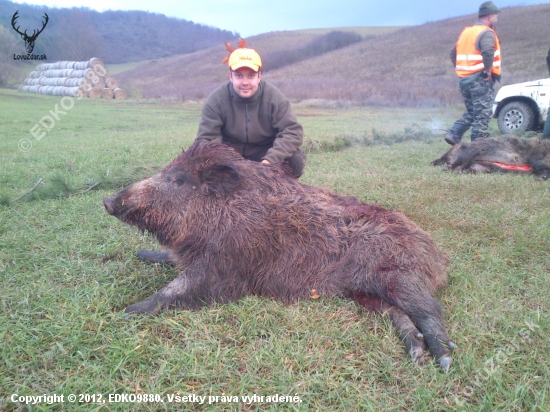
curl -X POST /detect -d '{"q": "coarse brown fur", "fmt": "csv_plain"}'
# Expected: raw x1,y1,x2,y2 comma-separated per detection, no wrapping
104,142,455,370
432,136,550,179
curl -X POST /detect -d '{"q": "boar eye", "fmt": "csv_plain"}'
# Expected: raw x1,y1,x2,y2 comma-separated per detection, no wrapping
167,169,187,186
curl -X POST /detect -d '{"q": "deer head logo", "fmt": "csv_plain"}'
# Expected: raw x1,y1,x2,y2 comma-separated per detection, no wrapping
11,10,49,54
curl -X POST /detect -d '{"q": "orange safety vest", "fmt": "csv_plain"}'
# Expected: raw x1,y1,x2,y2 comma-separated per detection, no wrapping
455,25,501,78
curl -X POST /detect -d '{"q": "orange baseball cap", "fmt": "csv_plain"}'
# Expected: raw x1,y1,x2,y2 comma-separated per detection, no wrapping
228,48,262,71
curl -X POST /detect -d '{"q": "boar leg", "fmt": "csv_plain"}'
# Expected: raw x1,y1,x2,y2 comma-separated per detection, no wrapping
539,169,549,180
125,270,196,314
125,265,237,314
530,150,550,180
350,292,427,364
388,288,455,371
430,153,449,166
136,250,173,266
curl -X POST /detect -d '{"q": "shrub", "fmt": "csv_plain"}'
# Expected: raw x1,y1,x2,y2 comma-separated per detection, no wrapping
262,31,363,72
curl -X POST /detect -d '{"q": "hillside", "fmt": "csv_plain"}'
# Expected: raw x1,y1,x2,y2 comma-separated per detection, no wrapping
117,3,550,106
116,27,401,99
0,0,238,63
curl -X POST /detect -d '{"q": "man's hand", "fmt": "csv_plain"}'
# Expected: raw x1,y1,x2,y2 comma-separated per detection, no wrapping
261,160,271,165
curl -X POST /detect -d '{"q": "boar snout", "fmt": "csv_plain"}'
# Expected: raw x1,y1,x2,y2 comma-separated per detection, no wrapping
103,196,116,215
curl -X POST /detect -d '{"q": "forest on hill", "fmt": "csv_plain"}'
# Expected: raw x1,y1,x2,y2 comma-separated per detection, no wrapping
0,0,238,63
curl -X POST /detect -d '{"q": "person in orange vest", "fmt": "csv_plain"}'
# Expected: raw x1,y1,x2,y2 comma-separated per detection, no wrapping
445,1,501,145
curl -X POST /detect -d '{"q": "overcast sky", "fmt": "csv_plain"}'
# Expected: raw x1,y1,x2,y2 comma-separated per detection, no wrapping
11,0,547,37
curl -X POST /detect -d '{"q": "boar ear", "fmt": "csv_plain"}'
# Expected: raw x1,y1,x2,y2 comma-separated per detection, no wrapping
198,163,240,195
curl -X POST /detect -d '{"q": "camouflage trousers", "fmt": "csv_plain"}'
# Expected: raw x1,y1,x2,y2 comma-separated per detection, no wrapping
449,75,495,141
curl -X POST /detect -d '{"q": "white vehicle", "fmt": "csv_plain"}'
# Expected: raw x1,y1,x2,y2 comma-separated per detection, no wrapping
492,78,550,134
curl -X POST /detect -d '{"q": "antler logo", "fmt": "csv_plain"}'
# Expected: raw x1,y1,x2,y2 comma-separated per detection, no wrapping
11,10,49,54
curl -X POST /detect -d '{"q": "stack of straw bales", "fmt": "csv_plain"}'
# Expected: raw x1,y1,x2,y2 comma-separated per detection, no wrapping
17,57,126,99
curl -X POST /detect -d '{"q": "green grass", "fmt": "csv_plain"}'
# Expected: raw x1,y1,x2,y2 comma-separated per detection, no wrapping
1,89,549,411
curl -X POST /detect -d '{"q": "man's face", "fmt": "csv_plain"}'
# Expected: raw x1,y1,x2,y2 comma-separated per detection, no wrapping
229,67,261,99
488,13,498,28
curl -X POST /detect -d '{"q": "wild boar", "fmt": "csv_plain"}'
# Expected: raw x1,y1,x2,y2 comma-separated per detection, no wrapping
432,136,550,179
103,142,456,370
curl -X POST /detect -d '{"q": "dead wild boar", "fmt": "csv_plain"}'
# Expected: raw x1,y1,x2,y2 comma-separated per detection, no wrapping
103,142,456,371
432,136,550,179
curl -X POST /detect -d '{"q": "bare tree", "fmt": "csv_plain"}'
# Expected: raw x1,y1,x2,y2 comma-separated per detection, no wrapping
0,25,23,88
51,10,105,61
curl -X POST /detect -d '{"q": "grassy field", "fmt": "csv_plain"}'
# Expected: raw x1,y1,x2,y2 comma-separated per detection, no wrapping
114,25,410,101
106,59,176,76
1,89,549,411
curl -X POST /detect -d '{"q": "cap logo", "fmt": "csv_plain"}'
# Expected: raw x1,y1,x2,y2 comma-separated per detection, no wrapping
221,39,262,69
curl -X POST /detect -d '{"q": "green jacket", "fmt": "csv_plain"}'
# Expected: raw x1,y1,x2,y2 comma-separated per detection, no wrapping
196,80,303,164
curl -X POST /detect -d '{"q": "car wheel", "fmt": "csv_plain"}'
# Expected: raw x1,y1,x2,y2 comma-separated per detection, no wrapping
497,101,536,134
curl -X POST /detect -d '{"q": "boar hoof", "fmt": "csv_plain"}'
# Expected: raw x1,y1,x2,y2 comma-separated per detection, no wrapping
125,295,168,315
410,346,425,365
438,355,452,372
405,330,428,365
